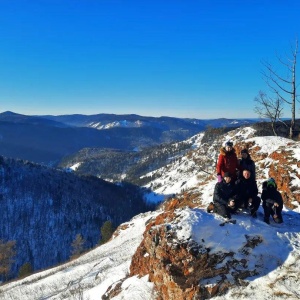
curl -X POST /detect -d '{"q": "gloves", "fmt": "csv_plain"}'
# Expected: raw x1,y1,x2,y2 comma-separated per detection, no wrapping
217,175,222,182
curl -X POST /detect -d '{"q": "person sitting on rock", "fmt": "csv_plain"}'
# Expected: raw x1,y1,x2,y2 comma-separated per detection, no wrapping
216,140,241,183
234,169,261,217
261,178,284,224
213,172,237,220
238,148,256,181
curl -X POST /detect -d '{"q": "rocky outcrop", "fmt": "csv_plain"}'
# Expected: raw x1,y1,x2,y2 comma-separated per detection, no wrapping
130,207,263,300
268,150,300,209
236,141,300,209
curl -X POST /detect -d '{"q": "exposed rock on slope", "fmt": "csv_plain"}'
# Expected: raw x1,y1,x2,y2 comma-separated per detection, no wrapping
129,202,300,300
234,137,300,209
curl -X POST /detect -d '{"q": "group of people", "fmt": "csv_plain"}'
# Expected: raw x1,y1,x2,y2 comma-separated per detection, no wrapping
212,140,283,224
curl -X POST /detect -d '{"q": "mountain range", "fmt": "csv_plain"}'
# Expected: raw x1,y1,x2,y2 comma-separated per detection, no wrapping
0,111,257,165
1,124,300,299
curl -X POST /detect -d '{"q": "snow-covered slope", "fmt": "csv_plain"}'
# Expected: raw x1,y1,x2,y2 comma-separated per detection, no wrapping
143,127,300,210
0,211,159,300
1,127,300,299
89,119,145,129
2,207,299,299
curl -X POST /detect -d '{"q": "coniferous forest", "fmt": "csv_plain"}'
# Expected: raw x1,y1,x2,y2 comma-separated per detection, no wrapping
0,156,151,278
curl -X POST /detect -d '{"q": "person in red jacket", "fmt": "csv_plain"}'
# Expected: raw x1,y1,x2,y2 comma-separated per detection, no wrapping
216,141,241,182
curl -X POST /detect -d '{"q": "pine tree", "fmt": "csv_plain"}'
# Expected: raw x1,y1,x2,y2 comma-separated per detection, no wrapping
18,262,33,278
70,234,85,260
100,220,115,245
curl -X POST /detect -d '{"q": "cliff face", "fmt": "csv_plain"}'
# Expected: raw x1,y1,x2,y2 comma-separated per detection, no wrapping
0,156,150,278
129,202,266,299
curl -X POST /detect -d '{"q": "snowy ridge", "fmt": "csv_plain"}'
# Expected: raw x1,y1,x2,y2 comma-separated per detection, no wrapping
89,120,145,130
1,126,300,299
143,127,300,210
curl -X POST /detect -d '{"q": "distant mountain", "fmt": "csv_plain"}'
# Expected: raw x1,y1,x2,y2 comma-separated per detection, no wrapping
0,155,151,278
0,113,190,165
0,111,68,127
0,111,258,165
39,112,257,130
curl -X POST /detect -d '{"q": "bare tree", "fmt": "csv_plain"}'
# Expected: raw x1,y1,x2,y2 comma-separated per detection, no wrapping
254,90,287,136
261,38,298,139
0,240,16,280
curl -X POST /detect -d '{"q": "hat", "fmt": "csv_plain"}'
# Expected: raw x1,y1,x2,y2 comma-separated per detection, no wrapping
225,141,233,147
241,149,248,154
267,178,276,188
223,172,231,178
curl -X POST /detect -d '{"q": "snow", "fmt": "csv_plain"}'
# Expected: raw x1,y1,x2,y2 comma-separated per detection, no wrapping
224,126,256,142
109,275,156,300
190,132,205,148
177,207,297,259
2,205,299,299
89,120,145,130
90,122,102,128
0,211,160,300
143,191,165,204
154,206,300,300
1,127,300,299
70,162,81,170
247,136,291,155
143,128,300,208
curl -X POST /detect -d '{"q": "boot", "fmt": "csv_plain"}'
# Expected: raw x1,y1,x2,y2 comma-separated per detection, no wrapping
207,202,214,213
273,215,283,223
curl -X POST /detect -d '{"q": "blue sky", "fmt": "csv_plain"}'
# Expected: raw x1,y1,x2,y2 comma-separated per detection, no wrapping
0,1,299,118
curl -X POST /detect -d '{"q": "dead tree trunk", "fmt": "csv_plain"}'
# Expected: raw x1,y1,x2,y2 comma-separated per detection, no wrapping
261,39,298,139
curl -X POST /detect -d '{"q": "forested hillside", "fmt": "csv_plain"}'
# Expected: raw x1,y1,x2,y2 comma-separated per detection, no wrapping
0,156,151,278
58,139,196,184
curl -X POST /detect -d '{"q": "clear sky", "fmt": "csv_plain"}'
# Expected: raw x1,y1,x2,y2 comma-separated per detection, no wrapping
0,1,299,119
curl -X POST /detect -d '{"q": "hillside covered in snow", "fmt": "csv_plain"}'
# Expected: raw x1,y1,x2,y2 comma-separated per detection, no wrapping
1,126,300,299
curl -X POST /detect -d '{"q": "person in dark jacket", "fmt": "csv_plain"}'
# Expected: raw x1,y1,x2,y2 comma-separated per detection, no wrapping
238,149,256,180
216,141,241,182
234,169,260,217
261,178,284,224
213,172,237,219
